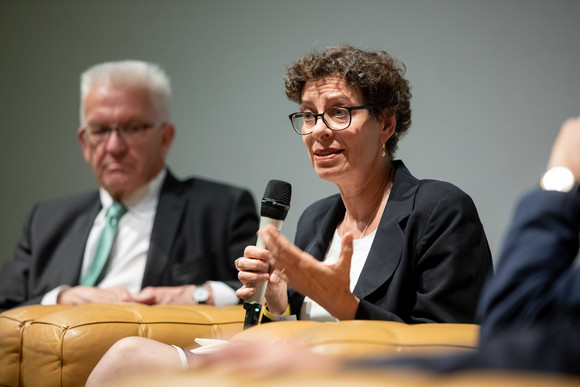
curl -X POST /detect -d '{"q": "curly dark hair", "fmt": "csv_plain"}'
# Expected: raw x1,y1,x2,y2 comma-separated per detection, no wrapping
284,45,412,158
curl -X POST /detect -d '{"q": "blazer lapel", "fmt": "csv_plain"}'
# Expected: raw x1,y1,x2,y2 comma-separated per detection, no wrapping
303,195,345,262
142,171,188,287
353,161,418,299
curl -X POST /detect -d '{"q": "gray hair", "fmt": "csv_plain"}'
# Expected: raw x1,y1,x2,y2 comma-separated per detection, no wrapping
80,60,171,125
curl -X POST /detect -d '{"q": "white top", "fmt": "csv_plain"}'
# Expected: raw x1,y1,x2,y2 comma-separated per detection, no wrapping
41,169,238,306
299,229,376,321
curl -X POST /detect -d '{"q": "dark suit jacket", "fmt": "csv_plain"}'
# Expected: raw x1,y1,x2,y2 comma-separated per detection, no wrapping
478,189,580,340
358,189,580,375
290,160,492,323
0,171,259,312
470,197,580,379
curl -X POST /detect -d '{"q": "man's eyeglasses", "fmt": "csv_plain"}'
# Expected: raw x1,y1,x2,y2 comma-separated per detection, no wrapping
289,106,374,135
82,123,157,145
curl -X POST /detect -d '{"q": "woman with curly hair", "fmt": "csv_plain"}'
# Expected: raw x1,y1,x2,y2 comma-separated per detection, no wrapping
236,45,492,323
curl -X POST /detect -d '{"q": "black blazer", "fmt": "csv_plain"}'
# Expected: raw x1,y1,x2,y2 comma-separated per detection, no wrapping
0,171,259,312
291,160,492,323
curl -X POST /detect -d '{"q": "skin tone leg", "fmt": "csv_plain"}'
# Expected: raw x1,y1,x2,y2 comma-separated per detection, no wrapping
86,337,185,386
87,336,340,385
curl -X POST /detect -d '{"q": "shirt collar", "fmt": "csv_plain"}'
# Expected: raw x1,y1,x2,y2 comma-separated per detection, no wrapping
99,168,167,215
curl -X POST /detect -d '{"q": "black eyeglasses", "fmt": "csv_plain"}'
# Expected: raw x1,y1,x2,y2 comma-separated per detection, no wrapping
289,105,374,135
82,123,157,145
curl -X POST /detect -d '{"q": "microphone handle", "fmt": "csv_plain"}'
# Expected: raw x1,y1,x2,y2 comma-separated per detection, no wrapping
243,216,283,329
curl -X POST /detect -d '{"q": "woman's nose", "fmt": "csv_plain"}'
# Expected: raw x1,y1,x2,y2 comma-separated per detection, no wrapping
311,117,332,138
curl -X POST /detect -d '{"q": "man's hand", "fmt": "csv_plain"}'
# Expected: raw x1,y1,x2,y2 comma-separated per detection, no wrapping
58,286,138,305
547,115,580,182
134,285,214,305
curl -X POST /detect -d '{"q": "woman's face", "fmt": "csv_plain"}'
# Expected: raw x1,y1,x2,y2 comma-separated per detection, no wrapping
300,76,394,185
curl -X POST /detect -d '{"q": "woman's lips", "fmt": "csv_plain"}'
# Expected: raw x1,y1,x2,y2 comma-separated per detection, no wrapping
313,148,343,161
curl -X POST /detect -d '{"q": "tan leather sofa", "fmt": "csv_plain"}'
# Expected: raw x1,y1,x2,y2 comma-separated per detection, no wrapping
3,304,576,387
0,303,245,387
1,304,477,386
229,319,479,358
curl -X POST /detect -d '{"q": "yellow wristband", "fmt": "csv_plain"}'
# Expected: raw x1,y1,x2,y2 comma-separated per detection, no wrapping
262,304,291,320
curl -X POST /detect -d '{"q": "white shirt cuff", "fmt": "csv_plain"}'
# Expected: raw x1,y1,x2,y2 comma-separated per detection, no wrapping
207,281,239,306
40,285,70,305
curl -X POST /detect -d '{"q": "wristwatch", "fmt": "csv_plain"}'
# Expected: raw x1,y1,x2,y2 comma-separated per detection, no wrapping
541,166,577,192
192,285,210,304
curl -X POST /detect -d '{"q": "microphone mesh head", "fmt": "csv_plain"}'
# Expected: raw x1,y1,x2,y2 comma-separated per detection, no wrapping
261,179,292,220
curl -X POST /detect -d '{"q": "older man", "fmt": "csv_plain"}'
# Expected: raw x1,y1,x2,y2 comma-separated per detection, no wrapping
0,60,258,311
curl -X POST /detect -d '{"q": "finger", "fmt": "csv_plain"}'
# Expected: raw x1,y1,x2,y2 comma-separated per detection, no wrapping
120,294,134,302
335,232,354,274
243,245,270,262
137,287,154,297
136,292,157,304
238,271,270,283
119,288,137,302
236,257,270,273
133,292,156,304
236,286,256,300
269,270,288,284
259,226,303,268
548,116,580,174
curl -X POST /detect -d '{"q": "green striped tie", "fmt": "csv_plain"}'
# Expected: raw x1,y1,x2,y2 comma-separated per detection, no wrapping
80,201,127,286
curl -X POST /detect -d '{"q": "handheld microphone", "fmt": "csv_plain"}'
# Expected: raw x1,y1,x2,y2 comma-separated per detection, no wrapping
243,179,291,329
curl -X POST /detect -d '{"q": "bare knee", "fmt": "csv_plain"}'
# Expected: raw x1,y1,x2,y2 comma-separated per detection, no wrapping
101,336,151,367
111,336,145,354
86,337,156,386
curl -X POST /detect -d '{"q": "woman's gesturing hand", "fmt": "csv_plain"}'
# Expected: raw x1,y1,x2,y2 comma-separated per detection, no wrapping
258,224,360,320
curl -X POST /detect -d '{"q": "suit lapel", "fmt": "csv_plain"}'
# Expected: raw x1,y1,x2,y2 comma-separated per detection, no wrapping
142,171,188,287
353,161,419,299
303,195,345,262
69,196,101,284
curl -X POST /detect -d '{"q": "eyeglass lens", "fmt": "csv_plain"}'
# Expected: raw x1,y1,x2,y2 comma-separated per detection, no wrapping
84,124,153,144
293,107,351,134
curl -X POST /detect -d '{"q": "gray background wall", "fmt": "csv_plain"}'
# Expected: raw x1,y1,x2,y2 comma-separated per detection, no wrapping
1,0,579,268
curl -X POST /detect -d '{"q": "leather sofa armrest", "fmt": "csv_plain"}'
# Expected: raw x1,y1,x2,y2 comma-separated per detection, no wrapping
231,320,479,358
0,305,70,386
0,303,244,387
